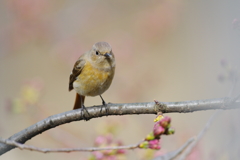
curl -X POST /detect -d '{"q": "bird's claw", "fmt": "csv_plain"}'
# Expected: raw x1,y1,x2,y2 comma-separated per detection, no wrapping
81,104,90,121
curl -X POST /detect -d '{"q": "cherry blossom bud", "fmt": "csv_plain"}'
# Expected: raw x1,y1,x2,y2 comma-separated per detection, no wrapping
117,149,126,154
159,116,171,128
145,132,155,141
139,141,149,149
153,125,165,137
149,139,161,150
165,128,175,135
95,136,106,146
93,151,104,159
154,115,164,122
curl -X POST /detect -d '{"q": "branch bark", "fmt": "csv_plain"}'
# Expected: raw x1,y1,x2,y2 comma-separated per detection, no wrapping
0,97,239,155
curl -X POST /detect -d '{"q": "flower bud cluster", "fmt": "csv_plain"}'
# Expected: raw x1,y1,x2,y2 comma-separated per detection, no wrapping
139,115,175,150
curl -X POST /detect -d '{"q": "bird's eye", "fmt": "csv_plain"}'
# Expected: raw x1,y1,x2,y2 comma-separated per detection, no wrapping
96,51,99,55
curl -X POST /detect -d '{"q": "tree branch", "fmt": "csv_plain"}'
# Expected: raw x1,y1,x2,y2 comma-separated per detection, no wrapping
0,97,239,155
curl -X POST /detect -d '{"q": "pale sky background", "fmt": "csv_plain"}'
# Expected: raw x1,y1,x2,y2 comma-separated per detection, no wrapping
0,0,240,159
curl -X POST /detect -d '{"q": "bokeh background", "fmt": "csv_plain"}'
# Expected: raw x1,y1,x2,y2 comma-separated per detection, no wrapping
1,0,240,159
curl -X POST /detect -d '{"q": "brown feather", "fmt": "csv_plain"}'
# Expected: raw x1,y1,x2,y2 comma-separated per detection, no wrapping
68,58,86,91
73,93,85,109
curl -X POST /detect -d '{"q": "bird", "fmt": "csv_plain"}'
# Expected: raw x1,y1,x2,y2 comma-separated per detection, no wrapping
69,42,115,119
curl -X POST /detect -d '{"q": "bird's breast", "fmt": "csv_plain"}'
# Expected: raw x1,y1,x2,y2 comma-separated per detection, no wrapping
73,61,114,96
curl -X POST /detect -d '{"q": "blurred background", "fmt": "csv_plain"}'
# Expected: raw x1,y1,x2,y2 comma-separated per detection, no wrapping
0,0,240,159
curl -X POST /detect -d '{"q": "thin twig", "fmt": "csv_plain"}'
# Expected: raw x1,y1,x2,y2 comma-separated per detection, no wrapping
0,138,142,153
177,110,220,160
152,137,195,160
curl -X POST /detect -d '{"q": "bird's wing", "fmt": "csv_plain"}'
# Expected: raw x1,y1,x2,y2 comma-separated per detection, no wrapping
68,57,86,91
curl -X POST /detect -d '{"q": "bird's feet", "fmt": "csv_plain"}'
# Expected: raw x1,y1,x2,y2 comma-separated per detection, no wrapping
81,104,90,121
99,95,109,116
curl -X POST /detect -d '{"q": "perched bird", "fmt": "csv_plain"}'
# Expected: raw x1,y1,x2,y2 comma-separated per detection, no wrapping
69,42,115,118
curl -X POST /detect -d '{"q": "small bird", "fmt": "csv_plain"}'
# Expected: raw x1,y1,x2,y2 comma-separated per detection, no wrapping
69,42,115,118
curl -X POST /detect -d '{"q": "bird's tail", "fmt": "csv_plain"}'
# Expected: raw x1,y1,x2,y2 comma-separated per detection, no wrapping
73,93,85,110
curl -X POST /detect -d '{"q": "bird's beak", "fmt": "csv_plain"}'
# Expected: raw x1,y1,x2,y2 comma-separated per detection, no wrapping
104,53,111,58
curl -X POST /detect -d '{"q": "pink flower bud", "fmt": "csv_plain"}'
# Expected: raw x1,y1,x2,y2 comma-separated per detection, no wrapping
149,139,158,145
93,151,104,159
159,116,171,128
153,125,165,137
149,139,161,150
105,134,113,144
95,136,106,146
116,140,123,146
117,149,126,154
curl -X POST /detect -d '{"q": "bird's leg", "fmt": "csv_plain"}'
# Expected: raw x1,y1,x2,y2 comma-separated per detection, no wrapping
100,95,106,105
80,98,90,121
99,95,109,115
81,105,91,121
